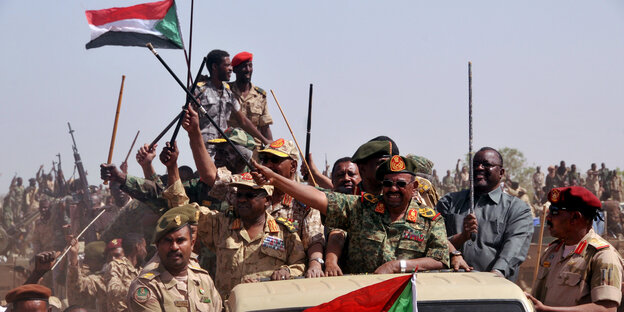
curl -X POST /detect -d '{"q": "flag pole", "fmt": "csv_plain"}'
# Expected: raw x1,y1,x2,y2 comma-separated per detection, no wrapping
187,0,195,88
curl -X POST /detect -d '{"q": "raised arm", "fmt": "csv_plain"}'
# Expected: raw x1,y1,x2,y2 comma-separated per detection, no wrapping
182,105,218,186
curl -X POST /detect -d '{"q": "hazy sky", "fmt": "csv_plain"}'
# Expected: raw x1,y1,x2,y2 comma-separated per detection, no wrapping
1,0,623,194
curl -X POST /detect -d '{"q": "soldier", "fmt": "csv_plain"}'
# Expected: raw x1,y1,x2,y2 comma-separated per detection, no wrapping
66,240,108,311
106,233,147,312
436,147,534,281
23,178,38,215
567,164,581,186
258,139,326,278
228,51,274,144
106,238,125,262
253,155,450,274
442,169,456,194
196,49,270,158
586,163,601,198
32,199,55,254
600,162,610,188
554,160,568,188
127,206,222,311
609,170,622,201
533,166,545,199
545,165,556,192
527,186,624,311
4,284,52,312
5,176,24,227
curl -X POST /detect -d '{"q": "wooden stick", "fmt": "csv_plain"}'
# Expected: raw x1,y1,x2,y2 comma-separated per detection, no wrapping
270,90,317,186
122,130,141,165
531,204,548,290
105,75,126,185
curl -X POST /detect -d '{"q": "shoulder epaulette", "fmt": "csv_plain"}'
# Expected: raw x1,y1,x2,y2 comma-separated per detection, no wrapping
254,86,266,96
417,177,433,193
224,82,230,90
139,271,159,280
275,217,297,233
230,218,241,230
197,81,207,87
587,237,610,250
188,264,208,274
418,206,438,219
361,193,378,204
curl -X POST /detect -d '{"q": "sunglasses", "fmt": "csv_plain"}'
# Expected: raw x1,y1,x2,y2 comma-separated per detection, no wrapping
235,192,265,199
260,155,287,164
548,205,572,216
382,180,410,188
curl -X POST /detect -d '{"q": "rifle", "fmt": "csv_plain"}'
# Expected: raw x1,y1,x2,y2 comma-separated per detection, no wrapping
67,123,92,211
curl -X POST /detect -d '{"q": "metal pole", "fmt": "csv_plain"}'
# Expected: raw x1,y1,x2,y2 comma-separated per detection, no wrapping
469,62,476,241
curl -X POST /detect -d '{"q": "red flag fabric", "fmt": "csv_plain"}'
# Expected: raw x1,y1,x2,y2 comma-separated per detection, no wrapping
305,275,411,312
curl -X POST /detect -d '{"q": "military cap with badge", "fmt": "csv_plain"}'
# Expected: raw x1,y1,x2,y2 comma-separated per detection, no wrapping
548,186,603,221
259,138,299,161
351,140,397,163
153,206,193,243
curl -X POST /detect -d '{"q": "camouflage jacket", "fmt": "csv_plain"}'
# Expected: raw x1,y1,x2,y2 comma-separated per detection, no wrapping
268,194,325,249
67,264,107,311
106,257,141,312
324,191,449,274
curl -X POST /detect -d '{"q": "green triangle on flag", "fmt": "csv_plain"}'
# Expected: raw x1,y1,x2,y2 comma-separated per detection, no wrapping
155,1,184,49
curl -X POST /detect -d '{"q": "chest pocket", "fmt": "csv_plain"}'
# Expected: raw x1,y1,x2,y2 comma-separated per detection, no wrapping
557,272,582,287
397,230,427,259
217,236,242,270
479,220,504,247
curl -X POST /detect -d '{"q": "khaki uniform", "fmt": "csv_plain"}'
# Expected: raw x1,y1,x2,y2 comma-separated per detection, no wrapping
67,264,107,311
127,263,222,311
413,176,440,208
533,229,624,307
268,194,325,249
106,257,141,312
228,83,273,137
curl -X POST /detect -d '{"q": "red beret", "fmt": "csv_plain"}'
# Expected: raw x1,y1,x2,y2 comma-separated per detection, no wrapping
548,186,601,212
231,51,253,67
5,284,51,303
107,238,122,250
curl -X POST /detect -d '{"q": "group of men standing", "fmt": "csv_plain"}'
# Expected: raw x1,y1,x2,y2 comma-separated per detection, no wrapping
2,48,623,312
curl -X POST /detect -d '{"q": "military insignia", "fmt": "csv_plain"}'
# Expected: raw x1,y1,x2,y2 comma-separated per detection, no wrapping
230,218,242,230
588,237,610,250
174,300,189,307
549,189,561,203
374,203,385,214
543,261,550,268
199,288,205,295
362,193,378,204
141,272,154,279
406,209,418,222
134,287,151,303
241,172,253,180
202,200,212,207
275,217,297,233
418,207,436,219
282,194,294,206
201,296,212,303
402,229,425,242
111,239,118,245
270,138,285,148
174,215,181,226
418,179,431,192
574,240,588,255
268,219,280,233
262,236,285,250
390,155,406,172
600,268,614,285
223,82,230,90
254,86,266,96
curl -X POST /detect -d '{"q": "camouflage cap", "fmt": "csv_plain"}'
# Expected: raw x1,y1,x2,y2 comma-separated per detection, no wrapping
207,127,257,150
375,155,418,181
230,172,274,196
258,138,299,161
84,241,106,262
153,207,192,243
351,140,395,163
406,154,435,175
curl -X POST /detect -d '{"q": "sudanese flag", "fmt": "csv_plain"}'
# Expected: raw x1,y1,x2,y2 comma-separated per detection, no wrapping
85,0,183,49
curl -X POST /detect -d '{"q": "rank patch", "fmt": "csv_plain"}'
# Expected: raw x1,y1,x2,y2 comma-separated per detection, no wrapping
375,203,385,214
262,236,285,250
268,219,280,233
134,287,151,303
230,218,242,230
406,209,418,222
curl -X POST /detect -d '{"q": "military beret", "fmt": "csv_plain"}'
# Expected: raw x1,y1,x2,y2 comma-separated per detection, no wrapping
107,238,122,251
351,141,396,163
258,138,299,161
406,154,435,175
84,241,106,262
206,127,257,150
153,207,191,243
230,172,274,196
548,186,602,215
5,284,51,304
232,51,253,67
375,155,418,181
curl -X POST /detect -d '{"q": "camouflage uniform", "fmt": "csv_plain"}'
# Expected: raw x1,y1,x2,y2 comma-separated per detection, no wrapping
533,229,624,307
195,80,240,158
66,264,107,311
268,194,324,249
127,262,222,311
228,83,273,145
106,256,141,312
324,191,449,274
164,180,306,298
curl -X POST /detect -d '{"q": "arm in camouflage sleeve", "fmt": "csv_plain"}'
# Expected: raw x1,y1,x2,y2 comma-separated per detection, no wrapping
120,175,167,208
67,265,105,298
425,216,450,268
284,231,306,277
106,261,129,312
162,179,190,208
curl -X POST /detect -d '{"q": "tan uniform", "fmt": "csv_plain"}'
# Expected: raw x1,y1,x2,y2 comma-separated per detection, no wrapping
198,210,306,298
268,194,325,249
228,83,273,132
533,229,624,307
413,176,440,208
106,257,141,312
67,264,107,311
127,263,222,311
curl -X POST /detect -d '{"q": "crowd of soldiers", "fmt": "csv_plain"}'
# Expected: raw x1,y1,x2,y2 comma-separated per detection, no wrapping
1,50,623,312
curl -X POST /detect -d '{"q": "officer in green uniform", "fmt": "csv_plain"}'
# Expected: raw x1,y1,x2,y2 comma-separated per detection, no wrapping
127,206,222,311
252,155,449,274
